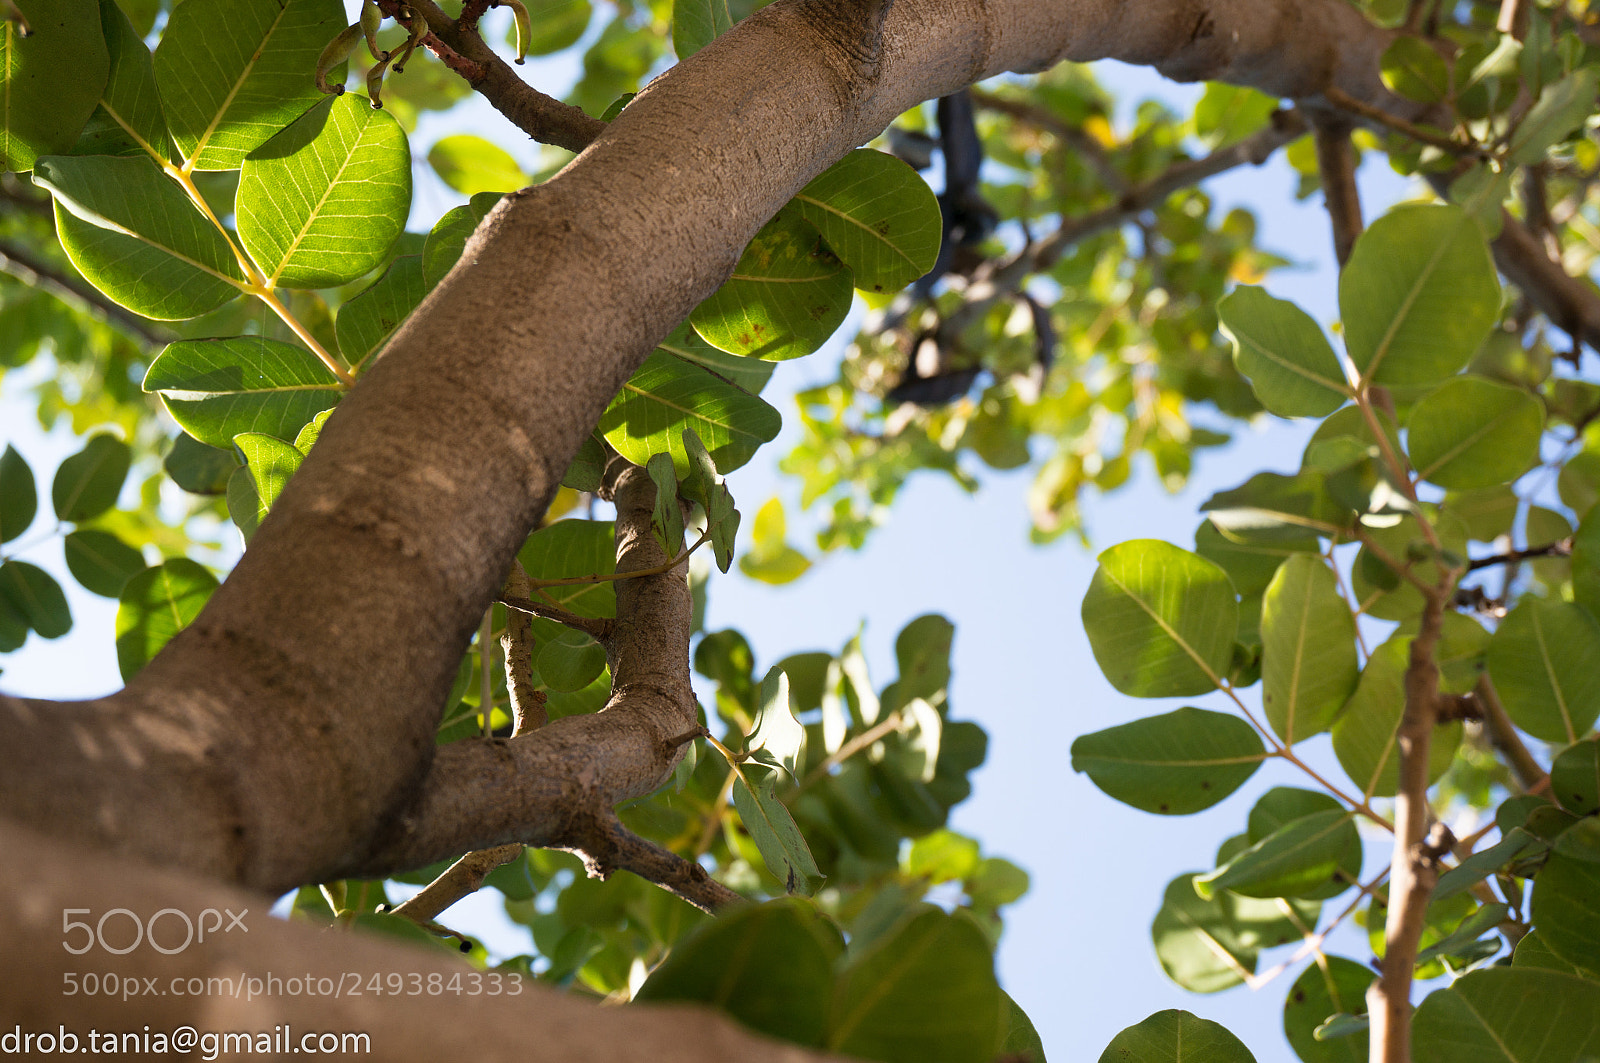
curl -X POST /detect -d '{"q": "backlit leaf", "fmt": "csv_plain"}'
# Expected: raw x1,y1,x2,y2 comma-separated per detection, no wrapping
1260,555,1359,744
1486,598,1600,743
1218,285,1348,418
115,558,217,680
1407,376,1543,490
1071,707,1267,815
51,433,130,522
793,149,942,294
0,0,107,171
598,350,780,476
144,336,344,449
426,133,525,195
0,560,70,638
63,528,145,598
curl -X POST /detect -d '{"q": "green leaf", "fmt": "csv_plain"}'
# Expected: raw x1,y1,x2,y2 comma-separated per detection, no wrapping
74,0,168,160
517,520,615,619
1201,471,1353,543
536,630,606,693
0,0,107,171
1380,35,1450,104
681,429,740,573
153,0,345,170
0,560,70,638
1217,286,1349,418
51,432,130,522
1415,902,1512,967
732,774,823,896
1340,203,1500,387
657,321,776,394
645,452,685,555
792,149,942,294
421,190,503,288
1530,817,1600,973
1513,930,1595,977
516,0,591,56
335,254,425,372
1260,555,1359,744
144,336,344,449
1433,827,1545,904
1551,738,1600,816
1081,539,1238,697
1332,634,1462,799
426,133,525,195
33,154,244,319
1406,376,1544,489
748,667,805,780
999,991,1048,1063
739,496,810,585
636,899,841,1046
1098,1010,1256,1063
236,92,410,288
1486,598,1600,743
888,613,954,710
164,433,238,495
227,432,303,540
1192,83,1277,148
63,528,144,597
1070,707,1267,815
0,592,26,652
671,0,731,59
0,445,37,544
115,558,217,680
1196,809,1360,900
1413,968,1600,1063
560,435,605,493
828,909,1003,1063
598,350,781,476
1150,874,1259,993
690,207,852,361
903,828,980,883
1509,68,1599,165
1283,957,1371,1063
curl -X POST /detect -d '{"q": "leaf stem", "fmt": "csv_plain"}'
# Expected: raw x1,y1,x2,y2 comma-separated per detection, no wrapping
527,530,710,589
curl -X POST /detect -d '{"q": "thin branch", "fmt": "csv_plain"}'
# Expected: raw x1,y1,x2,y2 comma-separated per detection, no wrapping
1465,537,1572,571
500,563,547,733
0,240,175,350
498,593,615,642
1311,115,1364,267
1369,573,1456,1063
526,530,712,589
1474,672,1548,793
391,844,526,923
1323,85,1481,158
392,0,605,152
563,810,744,914
1491,209,1600,353
795,710,904,793
969,87,1129,194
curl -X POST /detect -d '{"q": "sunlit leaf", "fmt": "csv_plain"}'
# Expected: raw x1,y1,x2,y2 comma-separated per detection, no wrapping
238,92,411,288
1331,634,1461,798
1097,1010,1256,1063
1217,285,1348,418
115,558,218,680
1406,376,1543,489
1283,957,1370,1063
732,774,823,896
598,350,780,476
426,133,526,195
671,0,731,59
1260,555,1358,744
33,154,244,319
153,0,344,170
227,432,303,540
74,0,166,160
145,336,344,449
792,149,942,294
1081,540,1237,697
1486,598,1600,743
335,254,425,371
63,528,145,598
422,191,503,287
51,432,130,522
1412,968,1600,1063
0,0,107,171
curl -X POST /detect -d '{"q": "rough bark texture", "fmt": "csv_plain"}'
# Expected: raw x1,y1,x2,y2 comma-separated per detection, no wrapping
0,0,1531,1047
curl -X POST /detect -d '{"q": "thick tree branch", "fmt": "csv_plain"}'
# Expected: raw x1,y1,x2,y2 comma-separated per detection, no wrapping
0,820,830,1063
1490,209,1600,353
391,843,526,922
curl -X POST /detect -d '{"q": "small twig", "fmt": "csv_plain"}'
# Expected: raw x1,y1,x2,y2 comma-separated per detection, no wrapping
1311,115,1364,267
391,0,604,152
969,87,1129,194
1474,672,1548,792
1497,0,1529,38
499,563,546,733
795,710,904,793
564,811,743,914
390,844,525,923
0,240,175,350
1465,537,1572,571
693,767,739,858
497,594,614,642
1323,85,1481,158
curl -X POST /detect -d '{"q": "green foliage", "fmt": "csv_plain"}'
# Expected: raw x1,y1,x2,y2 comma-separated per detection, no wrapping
5,1,1600,1059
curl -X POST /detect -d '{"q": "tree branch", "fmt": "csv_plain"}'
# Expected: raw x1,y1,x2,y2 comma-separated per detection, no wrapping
499,563,547,733
1490,209,1600,353
1465,537,1572,571
1474,672,1548,793
1368,577,1455,1063
0,239,176,350
397,0,606,151
390,843,526,922
499,592,615,641
0,820,830,1063
1311,114,1363,266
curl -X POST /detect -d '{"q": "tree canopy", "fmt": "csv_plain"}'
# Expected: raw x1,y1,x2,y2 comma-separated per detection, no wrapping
2,0,1600,1061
